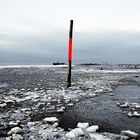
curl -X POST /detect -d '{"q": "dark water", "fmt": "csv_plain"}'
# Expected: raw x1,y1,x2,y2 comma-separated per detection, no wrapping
56,86,140,135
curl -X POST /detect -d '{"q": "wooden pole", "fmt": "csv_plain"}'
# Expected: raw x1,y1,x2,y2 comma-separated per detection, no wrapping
67,20,73,88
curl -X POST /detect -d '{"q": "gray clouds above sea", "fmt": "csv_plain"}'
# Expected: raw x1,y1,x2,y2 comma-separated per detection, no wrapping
0,30,140,64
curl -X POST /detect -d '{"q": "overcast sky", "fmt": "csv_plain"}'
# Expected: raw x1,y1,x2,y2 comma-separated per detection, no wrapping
0,0,140,65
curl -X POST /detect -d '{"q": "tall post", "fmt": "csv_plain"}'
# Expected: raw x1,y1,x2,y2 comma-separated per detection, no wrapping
67,20,73,88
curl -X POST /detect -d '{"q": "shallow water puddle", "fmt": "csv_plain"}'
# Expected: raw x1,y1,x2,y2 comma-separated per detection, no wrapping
49,86,140,135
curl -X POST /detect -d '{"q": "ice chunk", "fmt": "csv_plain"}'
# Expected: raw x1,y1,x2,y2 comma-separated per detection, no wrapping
8,127,23,135
34,88,39,91
57,109,64,113
9,121,19,126
67,103,74,107
5,100,14,103
20,88,25,91
66,128,84,139
90,133,111,140
27,122,36,127
128,111,140,117
133,111,140,117
6,136,12,140
135,104,140,109
66,131,76,139
109,93,114,96
52,122,59,128
52,128,58,132
120,102,129,108
121,130,138,138
60,106,65,110
43,117,59,123
47,102,51,106
0,103,7,107
21,108,31,112
57,106,65,113
127,112,133,117
120,135,129,140
77,122,89,129
47,96,52,100
86,125,99,133
12,134,23,140
72,128,84,136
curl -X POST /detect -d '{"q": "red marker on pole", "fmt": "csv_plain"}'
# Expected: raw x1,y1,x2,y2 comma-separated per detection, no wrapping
67,20,73,87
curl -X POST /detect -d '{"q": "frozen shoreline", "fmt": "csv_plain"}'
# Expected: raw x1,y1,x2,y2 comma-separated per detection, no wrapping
0,65,140,139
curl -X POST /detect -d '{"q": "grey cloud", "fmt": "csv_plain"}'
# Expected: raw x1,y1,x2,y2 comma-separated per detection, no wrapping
0,30,140,65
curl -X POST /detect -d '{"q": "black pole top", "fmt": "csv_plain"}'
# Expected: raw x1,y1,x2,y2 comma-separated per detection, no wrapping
69,20,73,38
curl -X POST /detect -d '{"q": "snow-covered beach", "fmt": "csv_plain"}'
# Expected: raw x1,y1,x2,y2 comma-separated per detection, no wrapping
0,64,140,140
